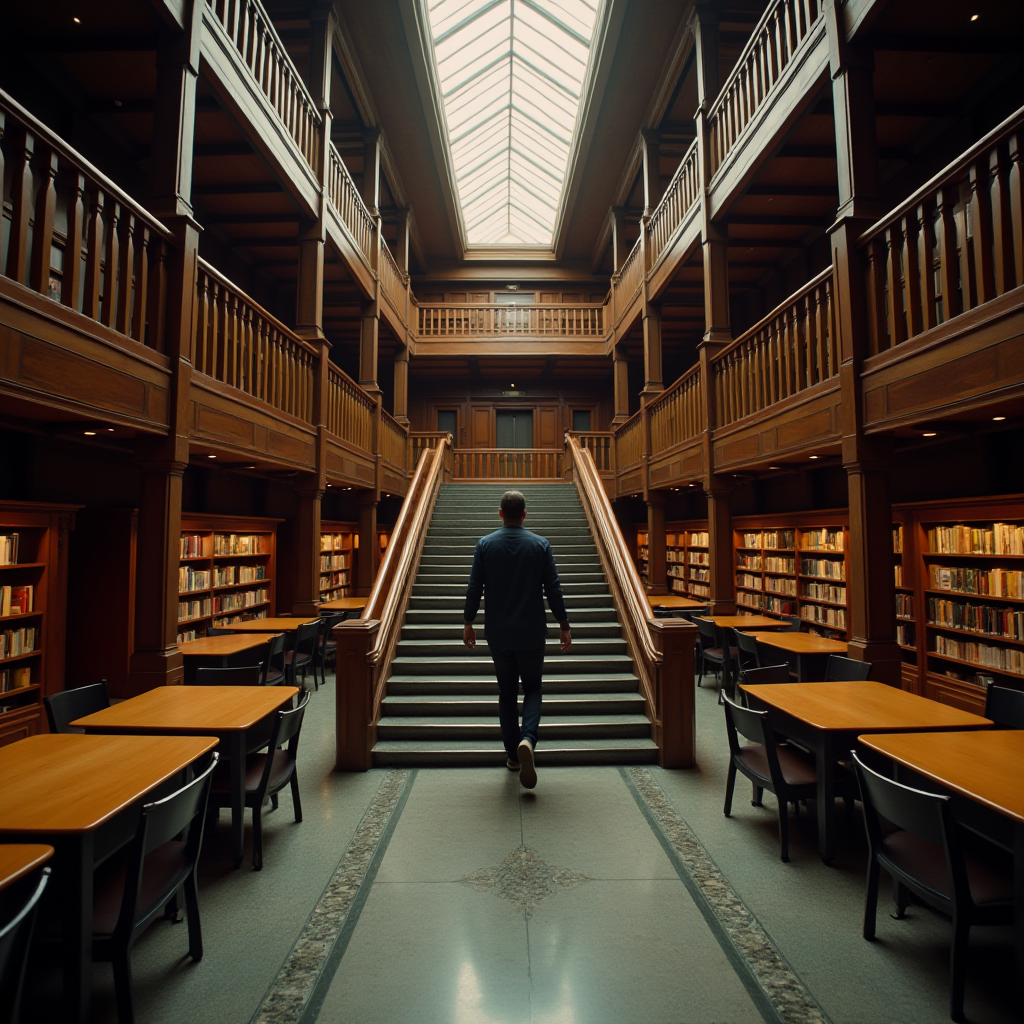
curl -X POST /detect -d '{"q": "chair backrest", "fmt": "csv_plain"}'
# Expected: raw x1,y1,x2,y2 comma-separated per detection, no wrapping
317,613,345,654
256,693,310,794
0,866,50,1024
204,627,235,636
261,632,288,685
293,621,320,657
694,617,717,646
851,750,948,847
722,691,769,748
742,664,791,685
43,680,110,733
193,665,263,686
116,754,219,942
824,655,872,681
984,684,1024,728
733,629,760,669
780,616,802,632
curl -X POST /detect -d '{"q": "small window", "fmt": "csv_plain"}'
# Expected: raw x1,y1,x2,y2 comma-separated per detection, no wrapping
437,410,457,437
572,410,592,432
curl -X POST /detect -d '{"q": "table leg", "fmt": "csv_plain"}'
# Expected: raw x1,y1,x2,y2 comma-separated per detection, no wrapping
230,733,245,866
816,734,836,863
61,833,94,1024
795,654,805,682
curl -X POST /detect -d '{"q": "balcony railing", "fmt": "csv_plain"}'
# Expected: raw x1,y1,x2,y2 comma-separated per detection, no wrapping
614,410,644,471
417,304,605,338
194,259,315,422
613,237,645,319
326,142,374,266
327,363,375,452
707,0,823,177
860,106,1024,355
648,139,701,266
712,266,836,428
378,238,407,323
206,0,321,170
0,88,173,352
572,432,614,476
649,364,704,451
380,409,408,468
452,449,562,480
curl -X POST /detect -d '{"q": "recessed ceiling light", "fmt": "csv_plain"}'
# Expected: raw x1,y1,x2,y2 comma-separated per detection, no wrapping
970,12,979,20
922,431,937,437
992,415,1006,421
107,428,115,432
207,455,217,459
769,465,781,470
72,16,81,23
83,430,96,436
809,455,820,460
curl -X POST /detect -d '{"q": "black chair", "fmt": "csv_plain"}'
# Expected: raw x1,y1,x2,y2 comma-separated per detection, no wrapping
694,618,736,689
193,665,263,686
92,754,219,1024
0,865,51,1024
741,664,791,686
204,627,235,636
284,621,320,689
209,692,309,870
779,615,802,632
723,692,842,861
825,655,872,681
851,751,1013,1022
257,632,288,687
984,684,1024,728
43,680,110,733
316,613,346,689
733,629,761,680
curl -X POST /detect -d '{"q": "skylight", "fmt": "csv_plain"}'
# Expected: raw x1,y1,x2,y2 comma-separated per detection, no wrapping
425,0,600,247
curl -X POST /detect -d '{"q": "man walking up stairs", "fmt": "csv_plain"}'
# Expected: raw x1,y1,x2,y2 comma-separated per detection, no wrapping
371,482,658,768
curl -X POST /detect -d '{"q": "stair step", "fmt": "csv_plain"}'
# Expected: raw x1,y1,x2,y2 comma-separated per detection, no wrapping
400,622,622,641
395,638,628,657
376,714,652,741
390,654,635,676
403,607,616,624
381,693,646,715
407,595,615,610
413,582,608,596
370,738,659,768
386,673,641,694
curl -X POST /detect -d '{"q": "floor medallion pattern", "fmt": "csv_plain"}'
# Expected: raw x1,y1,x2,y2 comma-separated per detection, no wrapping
461,844,589,913
623,766,831,1024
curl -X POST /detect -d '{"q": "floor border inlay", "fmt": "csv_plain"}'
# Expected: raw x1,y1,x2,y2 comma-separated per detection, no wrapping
250,768,416,1024
621,766,831,1024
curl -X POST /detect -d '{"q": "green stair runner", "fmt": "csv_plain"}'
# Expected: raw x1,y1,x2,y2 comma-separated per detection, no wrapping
372,483,658,767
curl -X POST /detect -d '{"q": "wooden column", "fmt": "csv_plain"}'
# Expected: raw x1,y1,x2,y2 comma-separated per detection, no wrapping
611,206,629,272
356,498,379,596
359,299,382,397
826,0,900,684
129,6,202,693
641,129,662,214
641,297,664,400
291,475,325,617
361,127,382,213
701,227,731,344
646,492,668,595
612,344,630,425
394,344,410,425
705,478,736,615
296,228,325,341
394,207,411,273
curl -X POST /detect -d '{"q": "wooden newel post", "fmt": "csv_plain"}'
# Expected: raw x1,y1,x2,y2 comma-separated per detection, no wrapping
334,618,380,771
650,618,696,768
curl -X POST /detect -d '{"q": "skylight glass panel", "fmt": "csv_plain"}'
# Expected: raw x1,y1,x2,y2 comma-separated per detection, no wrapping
426,0,599,246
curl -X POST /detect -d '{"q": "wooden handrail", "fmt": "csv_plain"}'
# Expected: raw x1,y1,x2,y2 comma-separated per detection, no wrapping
613,409,644,472
380,408,409,468
326,142,374,266
451,449,563,479
417,304,605,337
378,237,407,323
648,139,701,266
649,362,705,450
567,435,696,767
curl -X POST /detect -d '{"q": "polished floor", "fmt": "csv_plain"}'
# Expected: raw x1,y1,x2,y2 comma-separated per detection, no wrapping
24,674,1016,1024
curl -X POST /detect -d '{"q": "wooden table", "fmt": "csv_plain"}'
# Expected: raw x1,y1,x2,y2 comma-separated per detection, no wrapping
72,685,298,867
0,843,53,890
647,595,708,610
221,616,320,633
0,734,216,1023
319,597,367,613
179,633,277,682
748,631,848,681
740,681,993,862
703,615,789,689
861,730,1024,995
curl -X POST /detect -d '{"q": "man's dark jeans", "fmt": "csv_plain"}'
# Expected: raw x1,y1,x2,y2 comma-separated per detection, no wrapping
489,644,545,759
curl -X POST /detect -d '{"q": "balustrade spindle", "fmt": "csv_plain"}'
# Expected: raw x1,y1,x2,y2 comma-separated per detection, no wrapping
82,186,104,322
916,200,937,332
29,145,58,295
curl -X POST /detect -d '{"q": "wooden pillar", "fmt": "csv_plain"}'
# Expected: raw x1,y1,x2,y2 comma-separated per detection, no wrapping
702,228,731,344
356,498,379,596
611,206,629,271
646,492,667,595
651,618,697,767
394,344,410,425
641,298,663,400
641,129,661,214
291,475,325,616
612,345,630,425
359,299,381,397
362,127,382,213
295,229,325,341
394,207,411,273
826,0,900,684
705,479,736,615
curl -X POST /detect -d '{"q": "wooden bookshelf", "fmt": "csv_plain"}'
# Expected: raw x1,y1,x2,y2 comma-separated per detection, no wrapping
666,521,711,600
176,514,282,643
0,501,79,745
636,528,649,587
320,520,357,602
892,513,918,692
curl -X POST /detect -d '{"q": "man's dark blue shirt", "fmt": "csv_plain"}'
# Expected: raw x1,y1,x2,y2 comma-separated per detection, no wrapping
463,524,569,650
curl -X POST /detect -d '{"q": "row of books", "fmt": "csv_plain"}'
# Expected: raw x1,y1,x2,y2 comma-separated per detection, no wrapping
737,555,763,570
213,533,268,556
802,528,844,552
178,598,213,623
688,551,710,566
320,554,349,571
896,593,914,617
0,585,33,616
928,565,1024,598
802,558,846,580
893,525,903,554
801,604,846,629
213,610,269,627
180,534,206,558
669,579,688,594
931,635,1024,676
0,534,20,566
765,576,796,596
737,591,761,609
763,595,797,615
688,532,709,546
803,582,847,604
926,522,1024,556
321,533,351,552
213,565,266,587
176,629,199,644
1,627,38,661
765,556,796,574
927,597,1024,641
0,666,32,691
179,567,212,594
894,564,905,586
737,573,762,591
739,530,795,549
319,571,350,589
213,588,269,613
896,622,915,647
667,565,686,579
689,583,711,598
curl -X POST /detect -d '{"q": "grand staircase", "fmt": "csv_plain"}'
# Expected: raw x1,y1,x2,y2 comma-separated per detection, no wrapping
371,483,659,766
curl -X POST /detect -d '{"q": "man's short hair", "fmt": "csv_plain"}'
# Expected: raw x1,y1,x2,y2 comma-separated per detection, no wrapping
500,490,526,520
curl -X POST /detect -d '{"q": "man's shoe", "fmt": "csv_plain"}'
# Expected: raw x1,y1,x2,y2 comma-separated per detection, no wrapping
517,738,537,789
506,758,521,771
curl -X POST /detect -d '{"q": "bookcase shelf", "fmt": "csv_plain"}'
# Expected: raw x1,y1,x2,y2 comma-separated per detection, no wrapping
320,521,357,602
0,501,78,745
665,524,711,600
